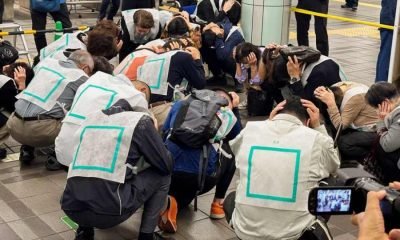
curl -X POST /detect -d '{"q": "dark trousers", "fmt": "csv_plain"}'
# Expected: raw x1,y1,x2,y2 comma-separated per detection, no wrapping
338,130,377,163
345,0,358,7
296,0,329,56
65,169,171,233
169,154,236,208
0,0,4,24
201,47,236,79
31,3,73,54
98,0,121,20
121,0,155,10
376,30,394,82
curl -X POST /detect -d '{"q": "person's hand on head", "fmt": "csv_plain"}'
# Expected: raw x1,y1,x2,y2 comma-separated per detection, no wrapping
185,46,201,60
389,182,400,190
378,100,392,120
116,39,123,52
180,11,190,21
287,55,301,79
269,100,286,120
266,43,278,50
247,52,257,65
301,99,320,128
223,0,235,13
152,45,165,54
314,86,336,108
229,91,240,108
14,66,26,90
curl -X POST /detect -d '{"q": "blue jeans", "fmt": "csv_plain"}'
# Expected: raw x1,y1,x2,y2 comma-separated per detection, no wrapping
376,30,394,82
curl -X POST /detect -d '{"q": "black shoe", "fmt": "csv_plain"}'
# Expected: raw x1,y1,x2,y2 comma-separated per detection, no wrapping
206,75,227,86
45,152,64,171
75,227,94,240
0,148,6,160
235,82,245,93
351,7,357,11
19,145,35,164
341,4,352,8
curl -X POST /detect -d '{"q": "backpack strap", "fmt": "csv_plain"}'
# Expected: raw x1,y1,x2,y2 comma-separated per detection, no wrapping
194,144,210,211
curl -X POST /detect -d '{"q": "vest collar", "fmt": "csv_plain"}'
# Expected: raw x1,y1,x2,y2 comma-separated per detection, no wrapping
271,113,304,126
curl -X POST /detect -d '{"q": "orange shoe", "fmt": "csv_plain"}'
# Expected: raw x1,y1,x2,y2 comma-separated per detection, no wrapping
210,202,225,219
158,196,178,233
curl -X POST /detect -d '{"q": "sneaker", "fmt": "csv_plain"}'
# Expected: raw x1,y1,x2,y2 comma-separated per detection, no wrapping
19,145,35,164
45,152,65,171
158,196,178,233
210,202,225,219
341,4,351,8
0,148,6,160
75,226,94,240
351,7,357,11
238,99,248,110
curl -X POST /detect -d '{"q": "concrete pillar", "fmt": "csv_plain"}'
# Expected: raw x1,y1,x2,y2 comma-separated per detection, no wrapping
3,0,15,22
388,0,400,83
241,0,291,46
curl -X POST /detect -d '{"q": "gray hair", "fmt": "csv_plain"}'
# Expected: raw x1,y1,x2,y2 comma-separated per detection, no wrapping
68,50,94,72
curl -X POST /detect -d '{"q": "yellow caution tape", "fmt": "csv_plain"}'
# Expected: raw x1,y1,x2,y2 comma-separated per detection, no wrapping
0,32,9,36
78,26,90,30
24,30,36,35
291,7,395,30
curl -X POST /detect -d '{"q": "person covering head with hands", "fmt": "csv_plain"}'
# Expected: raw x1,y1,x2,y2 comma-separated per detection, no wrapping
365,82,400,184
314,82,379,164
225,96,339,239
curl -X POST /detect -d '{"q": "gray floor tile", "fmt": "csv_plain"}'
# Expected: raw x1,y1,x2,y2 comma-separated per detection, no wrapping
0,223,22,240
23,216,56,238
21,192,63,216
38,211,71,233
8,220,39,240
7,200,36,219
4,178,62,199
40,234,64,240
178,218,236,240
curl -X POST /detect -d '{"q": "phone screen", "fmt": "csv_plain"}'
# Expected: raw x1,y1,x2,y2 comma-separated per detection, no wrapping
316,189,352,214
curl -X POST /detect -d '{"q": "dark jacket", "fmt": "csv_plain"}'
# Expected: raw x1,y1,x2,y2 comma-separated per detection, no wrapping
61,100,173,216
150,52,206,103
196,0,241,25
0,79,18,127
214,17,244,61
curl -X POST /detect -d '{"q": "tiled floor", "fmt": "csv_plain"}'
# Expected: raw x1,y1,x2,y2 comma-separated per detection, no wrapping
0,0,386,239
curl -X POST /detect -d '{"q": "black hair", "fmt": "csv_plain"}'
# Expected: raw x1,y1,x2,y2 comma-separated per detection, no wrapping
272,55,290,88
365,82,399,108
202,29,217,48
234,42,261,64
3,62,34,86
278,96,309,122
92,56,114,74
167,17,189,38
212,87,233,102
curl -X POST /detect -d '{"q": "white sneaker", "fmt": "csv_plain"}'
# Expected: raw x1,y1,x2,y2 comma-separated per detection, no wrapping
238,99,247,110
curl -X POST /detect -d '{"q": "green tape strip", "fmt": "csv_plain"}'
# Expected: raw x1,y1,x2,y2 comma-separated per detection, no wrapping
61,216,78,231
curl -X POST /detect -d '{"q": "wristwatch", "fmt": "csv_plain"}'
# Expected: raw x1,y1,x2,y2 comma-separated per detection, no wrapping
289,77,300,85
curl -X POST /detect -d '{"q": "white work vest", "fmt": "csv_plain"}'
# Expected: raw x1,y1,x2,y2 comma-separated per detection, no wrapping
301,56,347,87
137,50,179,96
232,120,317,212
122,9,171,43
67,111,146,183
40,31,87,60
64,72,148,125
113,48,155,76
17,58,87,111
0,74,13,88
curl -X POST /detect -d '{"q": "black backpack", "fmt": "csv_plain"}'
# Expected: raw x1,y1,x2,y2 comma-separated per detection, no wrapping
169,89,228,148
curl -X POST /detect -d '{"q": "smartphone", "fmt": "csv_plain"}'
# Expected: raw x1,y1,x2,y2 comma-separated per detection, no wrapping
308,187,355,215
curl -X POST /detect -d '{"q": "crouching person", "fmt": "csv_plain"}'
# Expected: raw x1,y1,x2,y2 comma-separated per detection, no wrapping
7,50,94,169
61,99,174,240
225,97,339,239
159,89,242,233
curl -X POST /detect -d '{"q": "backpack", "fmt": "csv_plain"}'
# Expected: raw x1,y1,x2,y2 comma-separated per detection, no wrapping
0,40,18,68
31,0,60,12
169,89,228,148
168,89,228,210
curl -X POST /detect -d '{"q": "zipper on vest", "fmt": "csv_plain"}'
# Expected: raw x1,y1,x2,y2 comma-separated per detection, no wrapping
117,184,122,215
